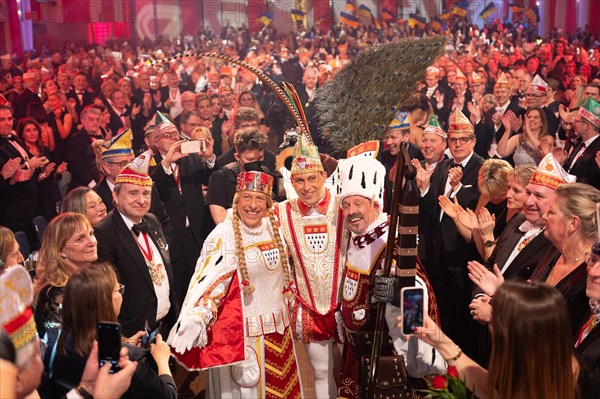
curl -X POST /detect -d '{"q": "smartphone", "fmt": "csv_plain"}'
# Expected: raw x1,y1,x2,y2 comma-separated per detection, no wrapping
181,140,201,154
97,322,122,373
141,322,163,349
401,287,425,335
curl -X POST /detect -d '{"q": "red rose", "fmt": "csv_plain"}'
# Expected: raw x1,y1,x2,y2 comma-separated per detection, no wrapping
447,366,459,379
432,375,447,389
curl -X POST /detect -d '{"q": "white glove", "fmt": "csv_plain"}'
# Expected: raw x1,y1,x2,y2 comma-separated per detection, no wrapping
170,316,207,354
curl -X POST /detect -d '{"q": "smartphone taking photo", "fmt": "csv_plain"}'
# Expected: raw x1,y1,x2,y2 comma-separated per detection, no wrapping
97,322,122,373
180,140,201,154
400,287,425,336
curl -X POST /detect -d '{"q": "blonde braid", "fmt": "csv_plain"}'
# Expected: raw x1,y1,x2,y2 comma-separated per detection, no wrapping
268,207,293,300
232,194,255,295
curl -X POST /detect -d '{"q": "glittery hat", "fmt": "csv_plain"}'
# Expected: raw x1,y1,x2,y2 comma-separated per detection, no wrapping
470,71,484,84
495,72,510,89
1,265,36,368
236,171,273,196
423,113,447,139
528,74,548,94
388,110,410,131
455,68,467,82
579,96,600,128
529,153,576,190
99,129,133,160
291,134,324,176
448,108,474,135
115,150,155,187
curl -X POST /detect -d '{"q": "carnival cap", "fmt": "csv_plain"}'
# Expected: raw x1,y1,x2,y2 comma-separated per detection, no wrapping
423,113,447,139
448,108,474,135
495,72,510,89
291,134,324,176
153,111,178,139
579,97,600,128
236,171,273,196
99,129,133,160
528,74,548,94
529,153,576,190
115,150,155,187
1,265,36,368
388,110,410,131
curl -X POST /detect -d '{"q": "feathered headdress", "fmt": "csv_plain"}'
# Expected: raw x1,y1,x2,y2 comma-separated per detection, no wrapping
314,37,446,151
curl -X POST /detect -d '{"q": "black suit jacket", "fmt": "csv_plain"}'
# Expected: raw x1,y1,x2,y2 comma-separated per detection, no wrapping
95,210,179,337
151,153,214,261
423,153,484,269
14,89,42,120
421,85,455,130
472,214,554,297
93,178,174,243
67,129,99,189
475,101,525,158
0,136,39,222
67,89,95,116
575,317,600,399
564,135,600,189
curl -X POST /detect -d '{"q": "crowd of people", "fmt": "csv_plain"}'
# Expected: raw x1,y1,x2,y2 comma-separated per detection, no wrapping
1,13,600,399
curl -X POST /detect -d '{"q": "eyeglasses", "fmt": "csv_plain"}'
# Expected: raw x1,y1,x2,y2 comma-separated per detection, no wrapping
106,160,130,169
525,93,545,98
115,283,125,295
156,131,180,139
448,136,473,145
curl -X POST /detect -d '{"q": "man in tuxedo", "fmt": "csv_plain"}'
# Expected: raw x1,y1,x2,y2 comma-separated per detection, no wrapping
413,114,447,267
67,106,101,189
95,150,179,337
0,105,43,240
93,129,172,239
563,97,600,189
525,75,560,137
159,68,187,119
149,112,216,306
475,72,525,159
416,108,484,357
67,73,95,116
421,66,454,129
13,71,41,120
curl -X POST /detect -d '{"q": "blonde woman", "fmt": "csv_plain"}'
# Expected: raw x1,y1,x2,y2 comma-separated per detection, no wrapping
34,212,98,337
168,171,303,398
498,107,550,165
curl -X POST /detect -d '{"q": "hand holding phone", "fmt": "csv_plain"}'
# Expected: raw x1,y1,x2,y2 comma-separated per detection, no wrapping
97,322,122,373
400,287,426,336
141,321,163,349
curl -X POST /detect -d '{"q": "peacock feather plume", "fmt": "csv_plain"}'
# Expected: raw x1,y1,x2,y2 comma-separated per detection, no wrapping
314,36,447,152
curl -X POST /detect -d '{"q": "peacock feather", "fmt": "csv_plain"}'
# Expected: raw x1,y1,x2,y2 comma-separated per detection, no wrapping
314,36,447,152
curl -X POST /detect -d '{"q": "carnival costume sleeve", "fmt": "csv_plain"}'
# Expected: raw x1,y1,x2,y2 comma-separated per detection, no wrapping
168,221,238,355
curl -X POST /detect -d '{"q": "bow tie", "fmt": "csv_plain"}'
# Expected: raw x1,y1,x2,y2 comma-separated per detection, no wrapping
450,162,463,169
132,220,149,236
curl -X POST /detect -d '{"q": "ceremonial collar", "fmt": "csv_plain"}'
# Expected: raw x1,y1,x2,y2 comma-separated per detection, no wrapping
351,214,389,248
297,190,331,217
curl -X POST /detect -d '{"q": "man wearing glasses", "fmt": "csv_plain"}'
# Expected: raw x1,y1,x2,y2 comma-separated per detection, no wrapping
93,129,172,234
415,108,484,361
526,75,559,136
